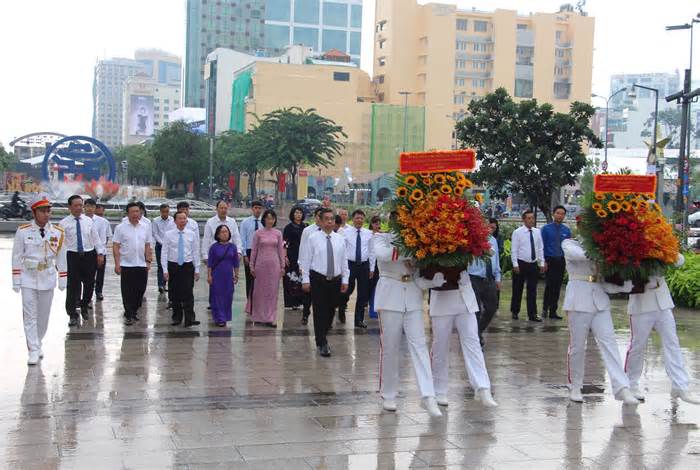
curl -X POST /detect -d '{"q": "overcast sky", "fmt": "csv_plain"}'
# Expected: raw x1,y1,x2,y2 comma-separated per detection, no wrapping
0,0,698,148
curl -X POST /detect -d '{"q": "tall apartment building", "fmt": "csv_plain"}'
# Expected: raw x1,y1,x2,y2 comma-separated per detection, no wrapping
185,0,362,107
92,58,146,148
373,0,595,150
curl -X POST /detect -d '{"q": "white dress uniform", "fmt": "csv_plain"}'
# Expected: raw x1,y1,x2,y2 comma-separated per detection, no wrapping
12,216,67,364
373,233,438,409
562,239,636,402
425,271,494,404
201,215,243,259
625,255,695,399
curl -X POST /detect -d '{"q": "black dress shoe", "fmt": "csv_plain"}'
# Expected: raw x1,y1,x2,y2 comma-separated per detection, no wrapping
529,317,543,322
87,304,93,310
158,287,164,294
96,294,104,301
550,313,564,320
184,321,201,327
80,309,89,320
301,316,309,326
216,322,226,327
207,305,212,310
319,344,331,357
166,302,173,310
68,316,79,327
355,321,368,329
338,313,346,324
171,320,182,326
125,317,134,326
511,313,519,320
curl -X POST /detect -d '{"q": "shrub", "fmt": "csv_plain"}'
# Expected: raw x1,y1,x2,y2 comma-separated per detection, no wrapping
666,252,700,309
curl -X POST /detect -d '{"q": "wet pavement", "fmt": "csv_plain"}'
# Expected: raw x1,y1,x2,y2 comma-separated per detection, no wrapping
1,235,700,469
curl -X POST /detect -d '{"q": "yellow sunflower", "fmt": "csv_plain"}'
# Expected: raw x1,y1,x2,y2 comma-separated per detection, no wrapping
613,193,624,201
630,200,639,210
405,175,418,187
396,187,408,198
621,201,632,212
474,193,483,203
651,203,662,212
595,193,605,200
592,203,603,211
440,184,452,194
422,177,432,185
410,189,425,201
596,209,608,218
462,179,474,189
454,186,464,196
607,201,622,213
434,174,447,184
638,200,649,210
430,189,440,198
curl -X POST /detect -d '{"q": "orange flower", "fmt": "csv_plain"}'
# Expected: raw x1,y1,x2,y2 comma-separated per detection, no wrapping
422,177,432,185
410,189,425,202
596,209,608,218
595,193,605,201
434,174,446,184
396,187,408,198
462,178,474,189
430,189,440,198
405,175,418,187
621,201,632,212
454,186,464,196
607,201,621,213
592,203,603,211
474,193,484,204
440,185,452,194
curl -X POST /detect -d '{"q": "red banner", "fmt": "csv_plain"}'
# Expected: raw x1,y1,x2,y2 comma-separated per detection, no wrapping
399,149,476,174
228,174,236,191
277,173,286,193
594,174,656,194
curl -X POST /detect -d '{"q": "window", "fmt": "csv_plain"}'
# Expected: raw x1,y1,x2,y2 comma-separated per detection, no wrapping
293,26,319,50
379,39,386,49
377,75,385,84
456,41,467,51
556,30,563,41
264,24,290,49
556,49,566,58
322,29,347,52
294,0,319,24
515,79,533,98
473,43,488,52
376,21,386,32
474,20,488,32
454,94,465,104
164,98,169,103
517,24,528,30
554,82,571,99
472,61,485,70
350,5,362,28
472,79,479,88
455,59,466,69
378,57,386,67
456,19,468,31
455,78,465,86
349,32,361,55
333,71,350,82
323,2,347,27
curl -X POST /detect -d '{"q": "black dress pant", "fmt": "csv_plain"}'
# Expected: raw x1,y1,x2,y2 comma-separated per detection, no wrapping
339,260,370,324
66,250,97,316
120,266,148,318
510,260,539,319
155,243,165,289
244,248,255,301
310,271,342,347
95,255,106,295
470,275,499,336
168,262,196,325
543,256,566,316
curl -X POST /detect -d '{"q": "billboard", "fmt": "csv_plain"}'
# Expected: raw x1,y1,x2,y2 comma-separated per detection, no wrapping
128,95,154,136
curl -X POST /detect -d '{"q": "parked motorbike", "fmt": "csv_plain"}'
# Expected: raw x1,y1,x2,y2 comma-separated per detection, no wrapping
0,201,32,220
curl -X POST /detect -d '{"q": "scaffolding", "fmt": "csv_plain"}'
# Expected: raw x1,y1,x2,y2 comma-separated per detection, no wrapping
230,69,252,132
369,103,425,173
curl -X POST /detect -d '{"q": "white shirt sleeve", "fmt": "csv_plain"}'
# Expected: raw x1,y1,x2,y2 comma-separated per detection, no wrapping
230,218,243,254
511,227,521,267
535,229,545,267
340,239,350,284
192,232,201,273
201,219,213,260
300,231,313,284
161,232,170,274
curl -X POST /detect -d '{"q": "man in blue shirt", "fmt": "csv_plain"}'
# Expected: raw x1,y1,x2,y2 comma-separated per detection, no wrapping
239,200,264,309
468,226,501,347
540,205,572,320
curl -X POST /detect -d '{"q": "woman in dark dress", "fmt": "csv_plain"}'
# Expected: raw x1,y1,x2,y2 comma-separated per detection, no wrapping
207,225,240,327
282,206,308,311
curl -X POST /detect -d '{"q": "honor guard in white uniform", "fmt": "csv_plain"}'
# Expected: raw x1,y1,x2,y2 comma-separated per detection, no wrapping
420,271,498,408
11,196,67,365
625,255,700,404
373,229,442,417
562,238,639,404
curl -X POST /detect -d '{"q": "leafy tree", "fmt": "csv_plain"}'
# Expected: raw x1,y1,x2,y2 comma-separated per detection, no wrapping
112,144,157,186
0,144,16,171
215,130,270,200
251,107,347,201
151,120,208,197
578,156,601,200
640,108,698,149
455,88,602,222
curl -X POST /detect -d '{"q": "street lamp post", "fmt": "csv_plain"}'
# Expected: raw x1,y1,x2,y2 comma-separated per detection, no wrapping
591,87,628,172
398,91,412,152
631,84,662,204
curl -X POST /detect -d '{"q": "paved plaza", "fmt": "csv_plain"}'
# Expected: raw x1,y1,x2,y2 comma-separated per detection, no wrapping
1,235,700,469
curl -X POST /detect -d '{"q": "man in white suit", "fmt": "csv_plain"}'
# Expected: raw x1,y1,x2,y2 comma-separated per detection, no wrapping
373,217,442,418
562,237,639,405
625,254,700,404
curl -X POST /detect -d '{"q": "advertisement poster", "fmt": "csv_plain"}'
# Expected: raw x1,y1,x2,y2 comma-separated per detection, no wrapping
128,95,154,136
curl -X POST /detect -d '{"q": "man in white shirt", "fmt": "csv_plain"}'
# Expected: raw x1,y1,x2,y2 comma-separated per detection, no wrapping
336,208,349,235
112,202,152,325
161,211,201,327
338,209,376,328
152,203,175,294
176,201,200,235
298,207,324,325
300,208,349,357
202,200,242,258
510,210,546,322
59,195,106,327
239,200,264,306
85,199,112,302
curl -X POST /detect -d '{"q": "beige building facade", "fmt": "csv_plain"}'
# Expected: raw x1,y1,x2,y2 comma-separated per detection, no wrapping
374,0,595,150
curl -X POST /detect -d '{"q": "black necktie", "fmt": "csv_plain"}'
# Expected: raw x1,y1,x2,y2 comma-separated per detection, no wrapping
254,218,259,231
355,229,362,262
529,229,536,262
40,228,45,238
485,255,493,280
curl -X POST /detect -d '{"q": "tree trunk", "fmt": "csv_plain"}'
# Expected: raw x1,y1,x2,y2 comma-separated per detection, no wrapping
290,165,298,202
249,172,257,201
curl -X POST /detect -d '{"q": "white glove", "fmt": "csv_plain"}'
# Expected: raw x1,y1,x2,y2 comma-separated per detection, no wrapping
458,271,470,287
58,278,67,291
13,286,20,293
602,279,632,294
431,272,446,288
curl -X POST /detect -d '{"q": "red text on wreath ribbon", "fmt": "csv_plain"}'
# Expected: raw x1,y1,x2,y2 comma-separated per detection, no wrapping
593,174,656,195
399,149,476,174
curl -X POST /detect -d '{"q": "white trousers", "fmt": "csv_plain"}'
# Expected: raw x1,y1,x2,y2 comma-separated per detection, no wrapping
21,288,54,353
431,313,491,395
625,310,689,391
567,310,630,395
379,310,435,400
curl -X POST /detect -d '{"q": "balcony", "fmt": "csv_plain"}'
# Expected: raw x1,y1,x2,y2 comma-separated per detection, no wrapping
555,40,573,48
455,70,492,79
516,30,535,47
515,64,534,80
